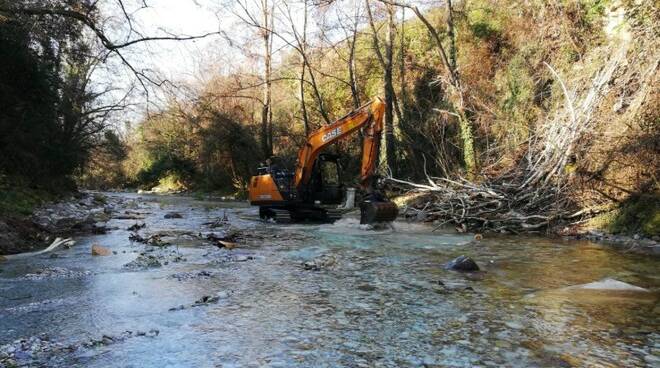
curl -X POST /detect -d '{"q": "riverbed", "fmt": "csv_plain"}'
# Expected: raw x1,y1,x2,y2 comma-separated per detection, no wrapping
1,193,658,367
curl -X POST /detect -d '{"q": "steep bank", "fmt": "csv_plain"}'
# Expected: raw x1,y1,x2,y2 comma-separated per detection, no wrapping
390,0,659,240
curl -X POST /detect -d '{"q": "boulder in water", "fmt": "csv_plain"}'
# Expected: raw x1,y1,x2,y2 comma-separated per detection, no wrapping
164,212,183,219
91,244,111,256
445,255,480,272
572,278,648,292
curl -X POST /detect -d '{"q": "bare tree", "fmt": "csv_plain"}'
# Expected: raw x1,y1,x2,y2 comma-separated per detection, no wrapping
279,0,332,125
299,0,311,135
234,0,276,157
334,0,363,109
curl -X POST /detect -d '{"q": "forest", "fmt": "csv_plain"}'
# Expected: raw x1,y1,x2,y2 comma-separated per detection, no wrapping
0,0,658,236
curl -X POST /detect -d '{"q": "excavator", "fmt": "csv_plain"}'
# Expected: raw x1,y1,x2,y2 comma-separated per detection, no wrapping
248,97,398,224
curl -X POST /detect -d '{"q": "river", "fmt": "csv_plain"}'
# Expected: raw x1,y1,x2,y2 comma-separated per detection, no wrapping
1,193,658,367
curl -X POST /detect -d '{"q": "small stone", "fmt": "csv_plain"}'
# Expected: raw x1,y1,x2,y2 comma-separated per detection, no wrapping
91,244,112,256
445,255,480,272
505,321,524,330
218,240,237,249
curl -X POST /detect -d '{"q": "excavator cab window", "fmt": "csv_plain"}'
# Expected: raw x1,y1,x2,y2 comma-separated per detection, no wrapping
306,153,343,205
321,160,339,185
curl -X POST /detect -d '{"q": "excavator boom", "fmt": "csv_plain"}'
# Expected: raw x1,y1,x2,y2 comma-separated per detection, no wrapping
294,98,385,190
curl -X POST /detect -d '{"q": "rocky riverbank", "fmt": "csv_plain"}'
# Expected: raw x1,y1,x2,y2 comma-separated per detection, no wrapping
0,192,115,255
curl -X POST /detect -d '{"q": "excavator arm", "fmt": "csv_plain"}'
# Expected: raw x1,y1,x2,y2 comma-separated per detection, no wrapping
294,98,385,190
293,97,397,224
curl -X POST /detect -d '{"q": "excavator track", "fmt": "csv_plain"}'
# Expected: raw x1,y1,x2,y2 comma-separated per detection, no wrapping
271,209,292,224
325,208,345,222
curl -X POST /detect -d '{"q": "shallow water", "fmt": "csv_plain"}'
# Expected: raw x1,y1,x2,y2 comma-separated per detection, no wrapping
1,193,658,367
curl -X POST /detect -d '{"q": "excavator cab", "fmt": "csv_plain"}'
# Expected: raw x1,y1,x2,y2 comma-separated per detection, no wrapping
307,153,343,205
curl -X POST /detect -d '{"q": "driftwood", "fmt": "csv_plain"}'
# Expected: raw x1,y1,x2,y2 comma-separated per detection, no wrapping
3,238,76,260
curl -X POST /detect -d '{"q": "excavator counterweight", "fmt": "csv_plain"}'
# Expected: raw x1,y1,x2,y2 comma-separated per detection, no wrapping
248,98,398,224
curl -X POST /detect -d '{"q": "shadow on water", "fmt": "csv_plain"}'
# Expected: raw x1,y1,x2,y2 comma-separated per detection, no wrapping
0,193,658,367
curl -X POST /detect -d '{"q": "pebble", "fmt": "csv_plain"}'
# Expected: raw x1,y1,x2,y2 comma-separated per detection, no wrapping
505,321,524,330
20,267,91,280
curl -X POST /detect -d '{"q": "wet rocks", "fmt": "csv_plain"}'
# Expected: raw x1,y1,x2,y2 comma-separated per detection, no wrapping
123,254,162,269
0,330,160,367
445,255,480,272
91,244,111,256
169,292,231,311
164,212,183,219
302,254,337,271
169,270,216,281
20,267,92,280
113,213,145,220
127,222,146,231
128,233,169,247
31,193,111,235
123,250,185,270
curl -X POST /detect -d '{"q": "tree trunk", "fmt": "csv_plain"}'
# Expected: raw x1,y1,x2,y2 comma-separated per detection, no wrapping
383,3,396,172
261,0,273,158
365,0,400,172
399,6,407,111
446,0,457,71
300,0,310,135
347,34,360,109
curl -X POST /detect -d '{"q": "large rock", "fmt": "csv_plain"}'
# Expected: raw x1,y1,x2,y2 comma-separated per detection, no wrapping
91,244,111,256
445,255,480,272
164,212,183,219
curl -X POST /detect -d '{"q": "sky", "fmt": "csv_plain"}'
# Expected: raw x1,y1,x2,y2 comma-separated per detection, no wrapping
92,0,389,125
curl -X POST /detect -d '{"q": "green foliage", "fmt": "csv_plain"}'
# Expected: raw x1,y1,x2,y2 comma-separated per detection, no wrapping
0,177,55,216
467,6,503,40
116,102,260,194
608,194,660,236
0,1,103,187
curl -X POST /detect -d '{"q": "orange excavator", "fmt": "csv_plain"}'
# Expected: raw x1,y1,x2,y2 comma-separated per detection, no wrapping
248,97,398,224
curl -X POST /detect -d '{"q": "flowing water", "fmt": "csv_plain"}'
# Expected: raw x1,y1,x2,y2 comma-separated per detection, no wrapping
0,193,658,367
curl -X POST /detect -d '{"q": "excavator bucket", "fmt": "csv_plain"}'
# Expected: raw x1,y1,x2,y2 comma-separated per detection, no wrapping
360,201,398,224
